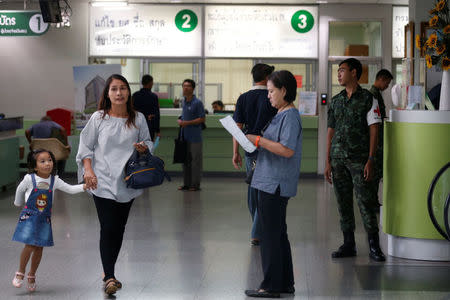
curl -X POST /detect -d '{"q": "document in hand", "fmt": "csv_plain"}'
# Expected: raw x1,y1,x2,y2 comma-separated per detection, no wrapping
219,115,256,153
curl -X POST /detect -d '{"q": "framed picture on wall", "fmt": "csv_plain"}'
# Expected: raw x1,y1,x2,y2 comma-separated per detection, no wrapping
404,22,415,85
404,21,414,58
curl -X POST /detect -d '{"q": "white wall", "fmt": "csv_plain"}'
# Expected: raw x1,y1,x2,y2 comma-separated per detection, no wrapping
317,4,393,174
0,2,88,119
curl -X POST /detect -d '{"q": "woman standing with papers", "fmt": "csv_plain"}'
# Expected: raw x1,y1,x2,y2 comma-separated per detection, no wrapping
244,70,303,298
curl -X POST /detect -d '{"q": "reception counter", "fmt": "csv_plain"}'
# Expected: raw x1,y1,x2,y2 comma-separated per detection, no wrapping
383,110,450,260
17,114,319,175
0,116,22,189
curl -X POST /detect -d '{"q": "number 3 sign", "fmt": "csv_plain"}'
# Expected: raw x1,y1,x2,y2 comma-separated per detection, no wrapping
291,10,314,34
175,9,198,32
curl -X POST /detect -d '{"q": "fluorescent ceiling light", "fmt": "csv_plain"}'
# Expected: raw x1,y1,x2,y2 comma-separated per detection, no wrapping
91,1,128,7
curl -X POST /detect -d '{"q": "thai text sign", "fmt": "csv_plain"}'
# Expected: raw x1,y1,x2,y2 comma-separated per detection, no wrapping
205,6,318,58
89,5,202,57
0,11,49,36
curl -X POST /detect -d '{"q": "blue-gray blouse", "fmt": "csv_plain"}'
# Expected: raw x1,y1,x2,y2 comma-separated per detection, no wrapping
251,108,302,197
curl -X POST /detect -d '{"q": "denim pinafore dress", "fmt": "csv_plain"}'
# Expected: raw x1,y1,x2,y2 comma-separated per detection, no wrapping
12,174,54,247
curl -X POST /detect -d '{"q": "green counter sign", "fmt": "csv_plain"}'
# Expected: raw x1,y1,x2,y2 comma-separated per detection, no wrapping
0,11,49,36
175,9,198,32
291,10,314,34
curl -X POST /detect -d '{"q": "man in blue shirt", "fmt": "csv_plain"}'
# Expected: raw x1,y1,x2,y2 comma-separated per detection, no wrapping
132,74,161,141
177,79,205,191
232,64,277,246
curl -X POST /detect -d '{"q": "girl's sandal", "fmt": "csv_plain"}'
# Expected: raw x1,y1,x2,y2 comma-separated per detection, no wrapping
104,278,118,295
27,274,36,292
12,271,25,288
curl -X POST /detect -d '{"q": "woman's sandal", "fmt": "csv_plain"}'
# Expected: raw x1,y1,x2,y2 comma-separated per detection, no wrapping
27,274,36,292
113,279,122,289
12,271,24,288
104,278,118,295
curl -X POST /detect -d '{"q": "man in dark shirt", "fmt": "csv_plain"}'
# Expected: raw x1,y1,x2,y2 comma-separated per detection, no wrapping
369,69,393,207
132,75,161,141
232,63,277,246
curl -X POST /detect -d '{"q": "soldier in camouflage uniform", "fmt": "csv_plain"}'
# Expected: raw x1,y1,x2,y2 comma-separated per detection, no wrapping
324,58,386,262
369,69,393,208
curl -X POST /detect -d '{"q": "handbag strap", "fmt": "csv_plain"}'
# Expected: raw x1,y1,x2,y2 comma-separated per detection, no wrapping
178,126,184,141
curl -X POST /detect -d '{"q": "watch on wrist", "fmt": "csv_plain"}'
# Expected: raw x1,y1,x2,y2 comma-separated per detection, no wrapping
368,156,375,161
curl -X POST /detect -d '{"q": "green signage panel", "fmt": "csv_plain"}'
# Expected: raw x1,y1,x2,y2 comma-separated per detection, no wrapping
0,11,49,36
291,10,314,34
175,9,198,32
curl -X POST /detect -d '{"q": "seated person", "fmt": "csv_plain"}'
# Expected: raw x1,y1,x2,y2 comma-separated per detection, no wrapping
212,100,224,113
26,116,69,177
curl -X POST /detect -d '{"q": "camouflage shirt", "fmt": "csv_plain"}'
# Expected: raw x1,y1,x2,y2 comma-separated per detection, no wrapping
328,85,381,160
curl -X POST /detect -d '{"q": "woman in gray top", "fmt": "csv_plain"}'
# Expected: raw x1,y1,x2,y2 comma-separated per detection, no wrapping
245,70,303,298
76,74,152,295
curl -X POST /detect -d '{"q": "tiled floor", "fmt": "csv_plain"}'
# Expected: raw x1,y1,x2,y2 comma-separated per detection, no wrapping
1,176,449,299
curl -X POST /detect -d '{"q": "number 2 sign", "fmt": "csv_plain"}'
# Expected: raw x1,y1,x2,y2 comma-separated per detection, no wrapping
175,9,198,32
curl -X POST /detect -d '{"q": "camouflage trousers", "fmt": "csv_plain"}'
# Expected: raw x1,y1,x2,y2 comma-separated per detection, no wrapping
331,158,379,234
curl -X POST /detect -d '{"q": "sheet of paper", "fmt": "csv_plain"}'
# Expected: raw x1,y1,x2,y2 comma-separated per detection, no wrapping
299,91,317,115
219,115,256,153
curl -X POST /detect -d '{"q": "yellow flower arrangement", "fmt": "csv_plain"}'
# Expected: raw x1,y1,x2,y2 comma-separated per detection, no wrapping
436,44,447,54
430,15,439,27
427,33,438,48
445,24,450,33
443,57,450,70
426,55,433,68
416,0,450,69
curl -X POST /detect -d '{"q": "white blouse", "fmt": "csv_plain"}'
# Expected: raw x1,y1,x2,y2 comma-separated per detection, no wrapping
76,111,153,203
14,174,85,207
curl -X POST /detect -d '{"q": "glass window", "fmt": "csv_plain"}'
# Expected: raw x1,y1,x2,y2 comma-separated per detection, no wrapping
148,62,198,106
205,59,253,111
104,58,141,94
329,21,382,57
392,59,403,85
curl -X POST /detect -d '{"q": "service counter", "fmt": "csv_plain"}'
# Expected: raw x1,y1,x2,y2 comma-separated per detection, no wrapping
383,110,450,261
17,114,319,175
0,117,22,189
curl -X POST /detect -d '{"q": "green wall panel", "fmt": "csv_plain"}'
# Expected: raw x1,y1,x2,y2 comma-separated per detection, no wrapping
383,122,450,240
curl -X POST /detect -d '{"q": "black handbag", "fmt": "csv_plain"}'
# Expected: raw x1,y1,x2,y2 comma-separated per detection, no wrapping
173,127,187,164
124,150,171,189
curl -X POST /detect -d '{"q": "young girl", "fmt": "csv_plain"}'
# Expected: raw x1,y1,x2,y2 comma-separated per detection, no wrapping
11,149,87,292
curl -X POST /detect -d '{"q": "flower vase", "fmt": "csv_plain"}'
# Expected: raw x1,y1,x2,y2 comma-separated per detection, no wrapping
439,69,450,110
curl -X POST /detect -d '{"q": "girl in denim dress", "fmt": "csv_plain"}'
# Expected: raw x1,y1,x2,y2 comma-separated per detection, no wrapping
11,149,86,292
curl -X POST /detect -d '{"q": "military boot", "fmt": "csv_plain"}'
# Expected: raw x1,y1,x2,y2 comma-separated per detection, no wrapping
368,233,386,262
331,231,357,258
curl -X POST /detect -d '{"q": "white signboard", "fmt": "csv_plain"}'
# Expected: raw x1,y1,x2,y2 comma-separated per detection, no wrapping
392,6,409,58
89,5,202,57
205,6,318,58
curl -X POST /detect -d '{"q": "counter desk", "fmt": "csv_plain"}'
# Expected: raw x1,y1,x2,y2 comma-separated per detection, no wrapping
18,113,319,175
383,110,450,261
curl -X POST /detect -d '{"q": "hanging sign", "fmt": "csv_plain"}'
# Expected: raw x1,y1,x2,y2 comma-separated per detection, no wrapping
89,5,202,57
205,6,318,58
0,11,49,36
392,6,409,58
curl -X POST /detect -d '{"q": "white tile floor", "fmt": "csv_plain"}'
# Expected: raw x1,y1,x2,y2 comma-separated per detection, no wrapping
1,177,449,299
